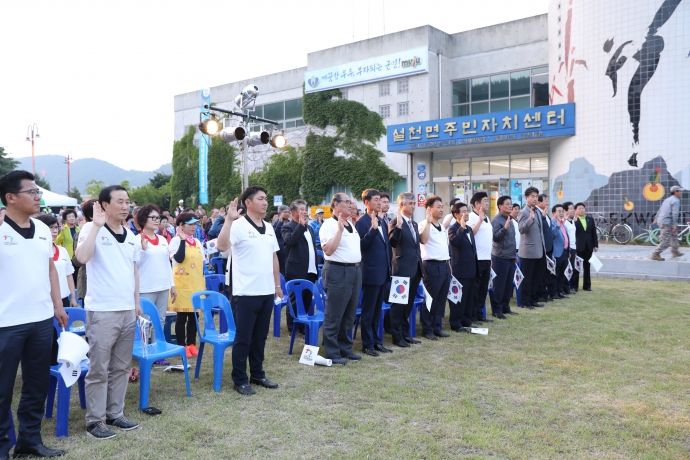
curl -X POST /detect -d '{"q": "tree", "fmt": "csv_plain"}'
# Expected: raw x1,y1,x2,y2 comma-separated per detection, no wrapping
120,180,131,192
207,134,239,207
130,183,170,210
0,146,19,176
84,179,105,197
149,172,172,189
68,186,82,203
170,125,198,207
34,175,51,191
260,146,304,208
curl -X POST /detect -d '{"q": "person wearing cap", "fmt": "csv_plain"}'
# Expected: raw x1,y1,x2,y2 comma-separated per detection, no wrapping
310,209,325,249
168,212,205,358
652,185,684,261
174,200,185,217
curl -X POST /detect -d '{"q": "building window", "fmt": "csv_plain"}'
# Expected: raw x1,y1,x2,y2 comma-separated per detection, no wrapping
379,105,391,118
451,66,549,115
379,82,390,96
341,89,348,100
398,79,408,94
249,98,304,132
397,102,409,116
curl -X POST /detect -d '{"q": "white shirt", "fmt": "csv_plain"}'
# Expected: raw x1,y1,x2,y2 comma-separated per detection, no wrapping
466,211,493,260
319,217,361,263
136,233,175,293
305,230,317,274
78,222,140,312
230,216,280,296
418,220,450,261
511,218,520,250
564,219,577,250
54,244,75,299
442,213,455,229
0,218,54,327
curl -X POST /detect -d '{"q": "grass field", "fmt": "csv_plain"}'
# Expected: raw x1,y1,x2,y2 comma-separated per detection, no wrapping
12,279,690,459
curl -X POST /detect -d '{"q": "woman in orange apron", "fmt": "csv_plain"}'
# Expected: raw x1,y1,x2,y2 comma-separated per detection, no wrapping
169,212,206,358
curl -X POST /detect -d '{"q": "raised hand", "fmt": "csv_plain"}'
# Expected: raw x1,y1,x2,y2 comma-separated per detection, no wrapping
0,208,5,226
477,209,485,222
530,206,535,220
396,207,403,228
541,206,547,217
370,209,378,230
504,216,511,229
226,198,239,221
457,212,466,228
299,210,309,226
219,206,226,218
140,235,148,251
177,226,185,240
92,202,106,228
337,212,345,232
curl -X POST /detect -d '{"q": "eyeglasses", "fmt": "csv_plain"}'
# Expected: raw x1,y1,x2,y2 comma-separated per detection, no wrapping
49,226,59,230
148,216,161,222
16,189,43,197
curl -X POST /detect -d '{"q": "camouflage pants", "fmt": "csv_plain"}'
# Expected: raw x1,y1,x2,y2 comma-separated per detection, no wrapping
653,223,679,255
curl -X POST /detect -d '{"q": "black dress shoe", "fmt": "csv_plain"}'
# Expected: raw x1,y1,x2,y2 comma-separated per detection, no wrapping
451,327,470,333
583,287,592,291
374,344,393,353
234,384,256,395
531,302,544,307
330,357,347,365
505,310,518,315
13,444,65,458
573,288,579,292
362,348,379,357
433,330,450,338
344,353,361,361
250,377,279,389
557,293,569,299
423,334,438,341
492,312,507,319
477,317,494,322
524,305,535,310
393,340,410,348
404,337,421,344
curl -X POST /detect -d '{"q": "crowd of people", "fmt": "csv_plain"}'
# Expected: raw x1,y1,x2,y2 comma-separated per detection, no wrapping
1,168,604,457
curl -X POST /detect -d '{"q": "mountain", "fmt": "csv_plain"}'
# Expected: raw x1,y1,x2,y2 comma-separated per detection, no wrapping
13,155,172,195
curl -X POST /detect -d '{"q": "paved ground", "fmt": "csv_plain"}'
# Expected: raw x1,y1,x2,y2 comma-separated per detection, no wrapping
593,242,689,282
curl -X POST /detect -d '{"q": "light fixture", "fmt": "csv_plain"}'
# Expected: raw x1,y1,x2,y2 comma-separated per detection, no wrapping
269,131,287,149
219,118,246,143
199,115,220,136
234,85,259,109
247,131,270,147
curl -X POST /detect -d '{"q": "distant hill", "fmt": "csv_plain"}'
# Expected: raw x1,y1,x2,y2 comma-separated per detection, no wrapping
13,155,172,195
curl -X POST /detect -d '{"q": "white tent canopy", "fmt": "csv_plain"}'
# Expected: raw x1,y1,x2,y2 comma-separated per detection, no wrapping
39,187,78,207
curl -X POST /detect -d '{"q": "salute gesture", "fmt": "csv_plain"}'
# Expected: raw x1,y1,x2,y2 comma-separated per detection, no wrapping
140,236,148,251
540,206,547,217
456,211,467,228
396,207,403,228
225,198,240,221
336,212,345,232
530,206,535,220
504,214,511,229
92,201,107,228
299,209,309,227
370,209,378,230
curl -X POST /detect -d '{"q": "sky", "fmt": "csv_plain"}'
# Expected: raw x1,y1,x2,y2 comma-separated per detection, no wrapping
0,0,548,172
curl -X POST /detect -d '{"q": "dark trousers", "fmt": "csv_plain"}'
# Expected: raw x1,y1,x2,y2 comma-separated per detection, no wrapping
285,273,318,333
555,250,569,294
231,294,273,386
421,261,451,335
174,312,198,346
541,251,558,298
520,256,544,305
577,248,593,289
322,263,361,359
360,283,386,349
0,318,53,456
566,248,578,292
489,256,516,314
449,276,476,328
390,267,421,342
474,260,492,320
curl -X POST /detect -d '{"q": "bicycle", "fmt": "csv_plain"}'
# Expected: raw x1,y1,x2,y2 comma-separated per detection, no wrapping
649,221,690,246
632,224,659,244
594,214,633,244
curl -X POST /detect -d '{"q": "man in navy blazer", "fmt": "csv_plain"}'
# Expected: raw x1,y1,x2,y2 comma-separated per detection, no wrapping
550,204,570,299
448,202,477,331
388,192,423,348
355,189,393,357
281,200,319,334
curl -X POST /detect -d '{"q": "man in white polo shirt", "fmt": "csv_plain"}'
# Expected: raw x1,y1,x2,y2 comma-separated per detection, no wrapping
467,191,494,324
319,193,362,365
76,185,142,440
418,195,452,341
0,170,68,459
216,186,282,396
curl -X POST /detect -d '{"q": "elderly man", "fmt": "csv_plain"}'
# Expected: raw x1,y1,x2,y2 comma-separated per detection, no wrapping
489,196,517,319
518,187,546,308
574,203,598,291
467,192,493,323
652,185,683,261
320,193,362,365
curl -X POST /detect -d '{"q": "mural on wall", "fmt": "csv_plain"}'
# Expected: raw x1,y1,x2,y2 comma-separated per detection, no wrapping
601,0,684,167
552,157,610,205
550,0,588,104
583,156,689,233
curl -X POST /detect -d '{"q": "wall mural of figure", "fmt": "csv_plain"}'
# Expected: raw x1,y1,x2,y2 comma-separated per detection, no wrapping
604,39,632,97
550,0,588,104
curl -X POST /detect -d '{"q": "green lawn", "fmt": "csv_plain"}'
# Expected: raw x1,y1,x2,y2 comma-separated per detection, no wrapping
13,279,690,459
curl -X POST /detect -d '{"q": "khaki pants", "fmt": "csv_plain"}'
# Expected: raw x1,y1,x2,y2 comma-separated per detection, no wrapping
85,310,135,425
653,224,679,255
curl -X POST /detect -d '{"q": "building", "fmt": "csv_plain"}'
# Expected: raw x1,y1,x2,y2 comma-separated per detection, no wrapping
174,0,689,227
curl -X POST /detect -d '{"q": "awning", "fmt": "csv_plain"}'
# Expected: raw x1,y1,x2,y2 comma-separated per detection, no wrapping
39,187,78,207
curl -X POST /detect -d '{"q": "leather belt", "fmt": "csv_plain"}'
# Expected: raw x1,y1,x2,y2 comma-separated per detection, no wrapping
325,261,360,267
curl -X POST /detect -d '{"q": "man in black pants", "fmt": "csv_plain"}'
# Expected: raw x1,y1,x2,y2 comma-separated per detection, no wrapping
216,186,282,395
281,200,318,335
467,192,494,323
490,196,518,319
517,187,546,308
0,170,68,458
574,203,599,291
537,194,556,302
388,192,423,347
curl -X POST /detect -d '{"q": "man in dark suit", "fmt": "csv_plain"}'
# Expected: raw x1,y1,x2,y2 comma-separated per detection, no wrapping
518,186,546,308
388,192,423,348
273,205,290,275
355,189,393,357
281,200,318,334
448,202,476,332
574,202,598,291
537,194,556,302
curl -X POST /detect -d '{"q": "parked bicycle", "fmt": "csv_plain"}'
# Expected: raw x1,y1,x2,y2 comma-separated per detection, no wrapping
632,224,659,244
594,214,633,244
649,221,690,246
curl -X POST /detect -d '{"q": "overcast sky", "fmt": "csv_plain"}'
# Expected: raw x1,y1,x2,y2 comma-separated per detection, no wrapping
0,0,548,171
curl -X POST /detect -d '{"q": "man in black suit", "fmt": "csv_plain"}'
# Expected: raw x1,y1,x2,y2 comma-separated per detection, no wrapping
574,202,598,291
537,194,556,302
355,189,393,357
273,205,290,275
448,202,476,331
281,200,318,334
388,192,423,348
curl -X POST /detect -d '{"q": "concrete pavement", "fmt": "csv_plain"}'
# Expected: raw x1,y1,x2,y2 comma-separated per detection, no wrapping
592,243,689,282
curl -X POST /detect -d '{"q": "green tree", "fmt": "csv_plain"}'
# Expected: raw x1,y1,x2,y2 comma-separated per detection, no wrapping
34,175,51,191
85,179,105,197
207,134,239,207
130,183,170,210
170,125,198,207
149,172,172,189
0,146,19,176
260,145,305,208
68,186,82,203
120,180,131,192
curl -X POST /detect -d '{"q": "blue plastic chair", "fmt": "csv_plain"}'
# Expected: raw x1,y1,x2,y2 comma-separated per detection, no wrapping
316,277,326,308
8,409,16,447
285,280,325,354
272,274,289,338
408,284,425,337
210,257,225,275
71,289,83,308
164,312,177,343
205,275,228,334
191,291,236,392
352,289,364,339
53,306,86,336
378,302,391,339
133,299,192,410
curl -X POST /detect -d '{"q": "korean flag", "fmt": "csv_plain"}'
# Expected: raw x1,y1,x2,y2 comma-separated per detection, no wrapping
388,276,411,304
546,255,556,275
574,256,584,274
564,260,574,281
447,276,463,303
513,265,524,289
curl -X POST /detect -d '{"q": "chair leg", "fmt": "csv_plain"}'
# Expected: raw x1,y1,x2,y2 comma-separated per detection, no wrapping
78,375,86,409
288,323,297,355
194,342,205,379
138,362,152,411
7,410,16,447
181,353,192,398
55,377,70,438
212,345,224,393
45,375,57,418
219,311,228,335
353,315,360,340
273,305,281,338
308,323,320,347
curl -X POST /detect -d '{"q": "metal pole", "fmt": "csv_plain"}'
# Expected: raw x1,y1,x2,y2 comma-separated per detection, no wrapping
31,139,35,175
67,157,71,194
